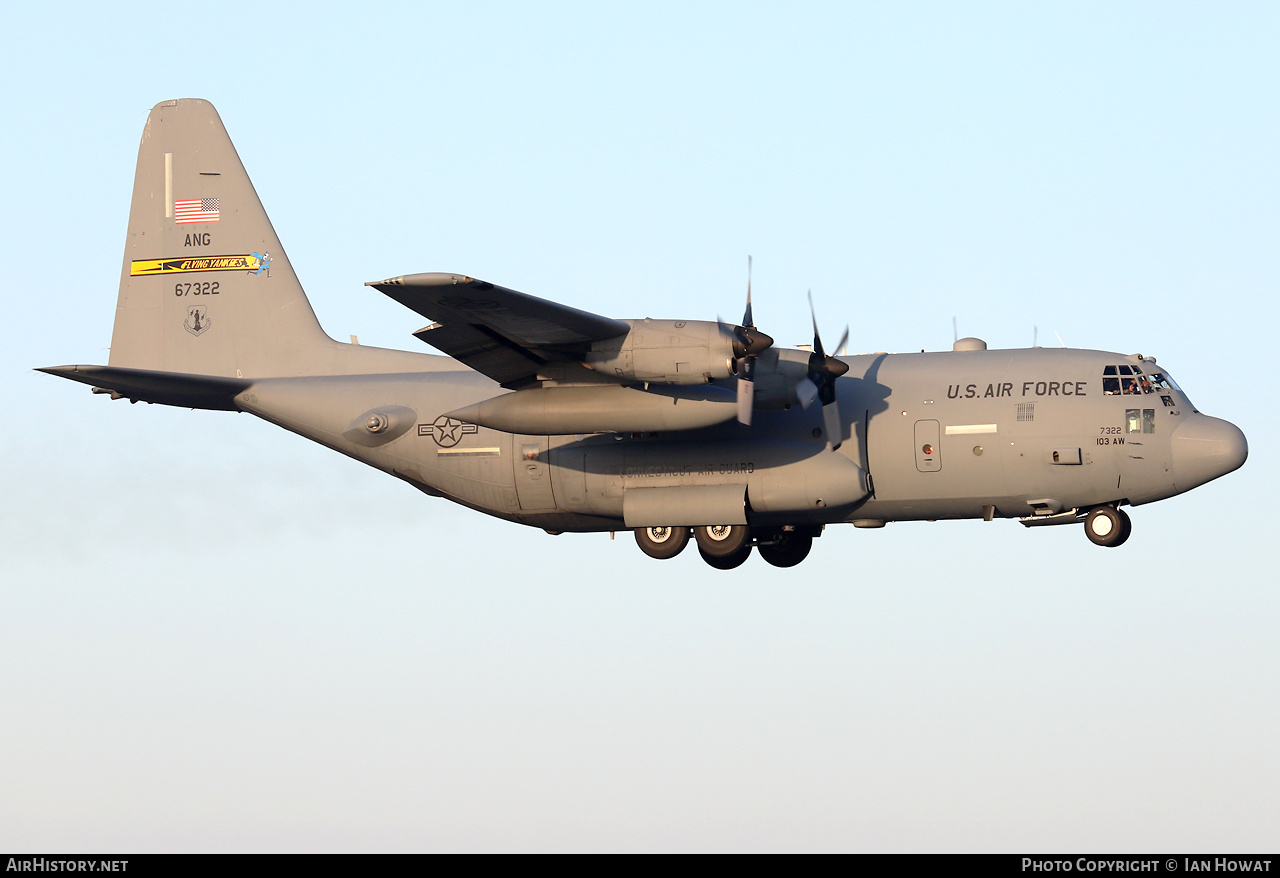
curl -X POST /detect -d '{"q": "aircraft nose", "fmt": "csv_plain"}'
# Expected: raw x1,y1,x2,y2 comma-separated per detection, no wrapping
1171,415,1248,492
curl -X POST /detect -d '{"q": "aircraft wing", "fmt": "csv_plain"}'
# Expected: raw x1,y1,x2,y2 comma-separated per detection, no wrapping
366,273,630,388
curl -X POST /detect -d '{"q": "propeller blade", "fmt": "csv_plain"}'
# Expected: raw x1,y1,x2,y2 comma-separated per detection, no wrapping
737,377,754,425
823,399,843,450
833,326,849,361
803,290,847,446
796,376,818,409
726,257,774,427
808,290,825,359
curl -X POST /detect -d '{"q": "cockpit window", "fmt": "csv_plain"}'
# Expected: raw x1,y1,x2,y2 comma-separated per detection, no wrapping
1103,363,1173,396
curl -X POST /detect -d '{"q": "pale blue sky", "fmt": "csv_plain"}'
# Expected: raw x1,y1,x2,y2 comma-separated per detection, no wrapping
2,1,1277,852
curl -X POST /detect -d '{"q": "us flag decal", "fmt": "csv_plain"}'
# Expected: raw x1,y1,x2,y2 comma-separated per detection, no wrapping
174,198,220,224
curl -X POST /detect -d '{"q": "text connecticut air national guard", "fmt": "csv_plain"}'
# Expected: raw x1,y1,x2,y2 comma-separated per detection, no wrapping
42,99,1248,570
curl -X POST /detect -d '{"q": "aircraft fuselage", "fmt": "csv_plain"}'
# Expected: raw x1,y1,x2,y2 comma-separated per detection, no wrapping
233,343,1245,539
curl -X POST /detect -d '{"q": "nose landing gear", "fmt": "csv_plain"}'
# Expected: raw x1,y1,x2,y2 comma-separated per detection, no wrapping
757,530,813,568
1084,505,1132,547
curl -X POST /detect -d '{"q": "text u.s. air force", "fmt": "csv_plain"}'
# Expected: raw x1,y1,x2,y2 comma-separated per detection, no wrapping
946,380,1088,399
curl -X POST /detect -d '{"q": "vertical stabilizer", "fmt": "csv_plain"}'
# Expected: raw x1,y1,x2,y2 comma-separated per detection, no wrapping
110,99,333,378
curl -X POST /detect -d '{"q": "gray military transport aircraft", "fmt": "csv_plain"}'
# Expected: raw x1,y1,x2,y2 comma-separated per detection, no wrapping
42,99,1248,569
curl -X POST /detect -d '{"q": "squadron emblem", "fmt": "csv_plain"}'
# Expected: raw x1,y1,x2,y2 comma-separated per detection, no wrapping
184,304,211,336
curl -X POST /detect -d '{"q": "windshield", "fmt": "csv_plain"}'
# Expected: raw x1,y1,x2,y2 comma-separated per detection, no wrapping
1102,363,1191,409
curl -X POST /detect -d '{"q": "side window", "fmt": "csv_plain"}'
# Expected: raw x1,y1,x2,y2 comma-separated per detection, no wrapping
1126,409,1156,433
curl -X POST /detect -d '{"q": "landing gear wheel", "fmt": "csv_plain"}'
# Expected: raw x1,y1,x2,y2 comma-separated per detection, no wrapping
694,524,752,557
1085,506,1131,547
634,526,690,560
698,544,752,569
758,532,813,568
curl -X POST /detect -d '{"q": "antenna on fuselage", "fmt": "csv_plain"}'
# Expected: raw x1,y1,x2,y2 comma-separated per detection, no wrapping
1033,325,1039,347
1055,331,1067,348
952,316,958,344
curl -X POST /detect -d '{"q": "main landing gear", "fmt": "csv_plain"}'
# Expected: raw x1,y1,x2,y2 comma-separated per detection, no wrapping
695,524,752,569
633,525,690,560
633,525,818,569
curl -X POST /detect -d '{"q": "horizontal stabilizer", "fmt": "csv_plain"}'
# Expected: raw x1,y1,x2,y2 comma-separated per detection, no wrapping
39,365,251,410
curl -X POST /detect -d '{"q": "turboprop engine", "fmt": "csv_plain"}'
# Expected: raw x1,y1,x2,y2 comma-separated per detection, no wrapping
583,319,739,385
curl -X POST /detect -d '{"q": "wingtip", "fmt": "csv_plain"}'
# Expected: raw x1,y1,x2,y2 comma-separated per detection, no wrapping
367,273,476,289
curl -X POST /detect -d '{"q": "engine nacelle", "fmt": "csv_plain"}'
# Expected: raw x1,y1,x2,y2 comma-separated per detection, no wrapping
583,319,736,385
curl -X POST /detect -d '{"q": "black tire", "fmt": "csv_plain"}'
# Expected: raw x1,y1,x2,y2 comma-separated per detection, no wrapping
698,544,752,569
634,526,690,560
694,524,752,557
758,532,813,568
1085,506,1131,547
1115,507,1132,545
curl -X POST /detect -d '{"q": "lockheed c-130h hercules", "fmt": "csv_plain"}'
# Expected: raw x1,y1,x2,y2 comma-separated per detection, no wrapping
42,99,1248,570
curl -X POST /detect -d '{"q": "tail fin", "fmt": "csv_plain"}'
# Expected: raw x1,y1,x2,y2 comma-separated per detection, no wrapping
109,99,333,378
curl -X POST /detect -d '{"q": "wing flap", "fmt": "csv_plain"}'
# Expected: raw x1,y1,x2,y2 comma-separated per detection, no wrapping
412,321,548,388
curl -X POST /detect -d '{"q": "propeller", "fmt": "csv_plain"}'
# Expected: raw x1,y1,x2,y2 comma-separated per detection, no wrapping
797,290,849,448
723,256,774,425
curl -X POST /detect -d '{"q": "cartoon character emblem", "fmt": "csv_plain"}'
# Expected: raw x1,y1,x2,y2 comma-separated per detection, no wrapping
248,251,272,276
418,415,478,448
184,304,211,336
